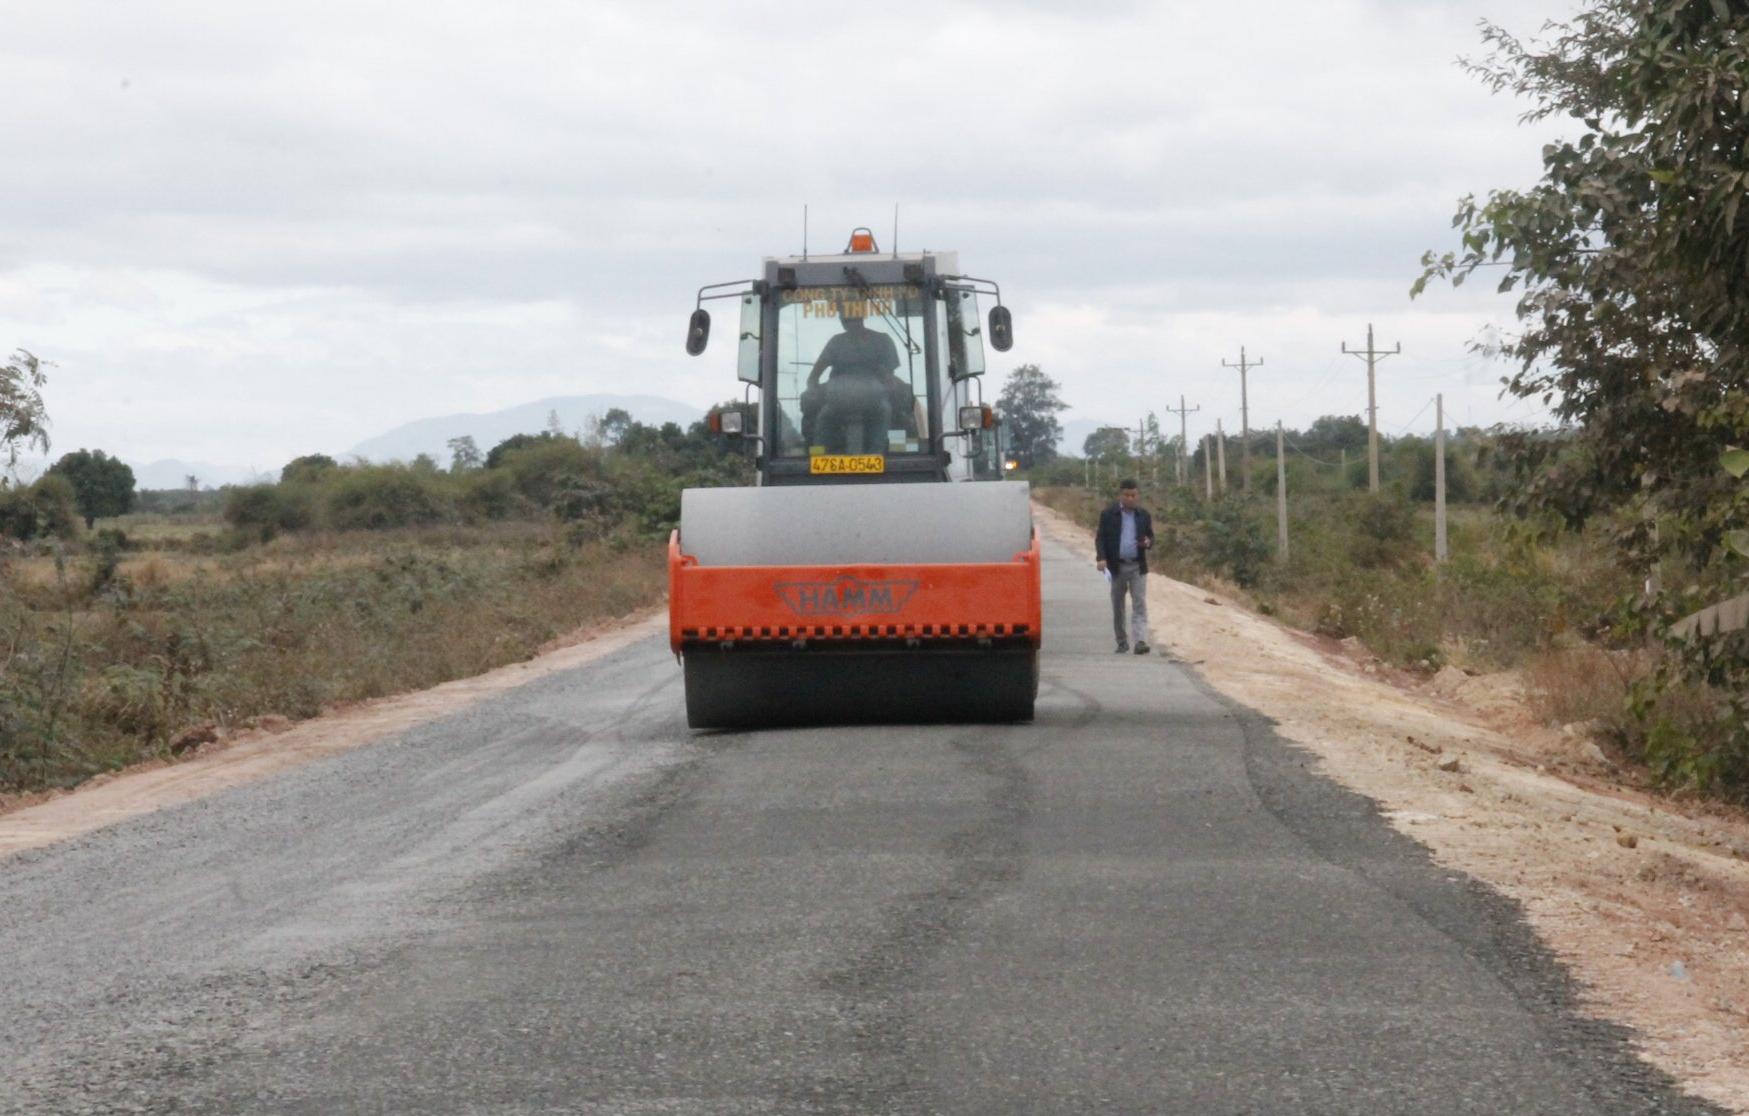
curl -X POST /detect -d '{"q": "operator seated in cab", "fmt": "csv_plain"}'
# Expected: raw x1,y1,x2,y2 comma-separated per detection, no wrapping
800,308,912,454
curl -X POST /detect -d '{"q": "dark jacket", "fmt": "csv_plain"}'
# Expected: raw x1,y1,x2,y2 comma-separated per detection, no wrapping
1096,502,1155,574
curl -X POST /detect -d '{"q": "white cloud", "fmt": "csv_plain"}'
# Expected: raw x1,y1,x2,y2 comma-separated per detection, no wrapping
0,0,1581,474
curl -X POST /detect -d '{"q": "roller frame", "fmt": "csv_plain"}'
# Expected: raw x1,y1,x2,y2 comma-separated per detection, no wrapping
668,515,1042,730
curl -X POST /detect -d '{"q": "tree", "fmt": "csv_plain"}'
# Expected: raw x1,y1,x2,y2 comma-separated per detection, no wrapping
281,454,337,484
1417,0,1749,793
1,349,49,468
447,435,482,472
1302,415,1369,457
47,448,135,528
1416,0,1749,566
485,431,564,469
599,408,633,446
998,364,1068,468
1082,426,1131,463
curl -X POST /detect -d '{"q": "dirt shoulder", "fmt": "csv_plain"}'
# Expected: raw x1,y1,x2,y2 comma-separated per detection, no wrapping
1035,502,1749,1113
0,610,666,859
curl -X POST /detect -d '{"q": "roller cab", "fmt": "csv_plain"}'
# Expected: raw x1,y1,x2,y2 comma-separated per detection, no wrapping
674,232,1037,729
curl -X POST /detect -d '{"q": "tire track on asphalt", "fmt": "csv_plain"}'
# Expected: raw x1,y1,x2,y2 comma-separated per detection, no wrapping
803,723,1038,1113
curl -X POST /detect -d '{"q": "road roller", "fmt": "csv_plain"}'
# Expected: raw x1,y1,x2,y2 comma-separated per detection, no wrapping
671,228,1041,728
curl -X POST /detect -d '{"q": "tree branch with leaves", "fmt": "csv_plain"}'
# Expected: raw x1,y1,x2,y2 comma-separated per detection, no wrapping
0,350,49,472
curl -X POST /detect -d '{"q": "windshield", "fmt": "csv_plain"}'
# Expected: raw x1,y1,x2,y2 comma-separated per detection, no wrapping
773,285,930,457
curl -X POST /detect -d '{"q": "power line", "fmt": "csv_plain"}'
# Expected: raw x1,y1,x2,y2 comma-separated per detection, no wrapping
1393,396,1437,434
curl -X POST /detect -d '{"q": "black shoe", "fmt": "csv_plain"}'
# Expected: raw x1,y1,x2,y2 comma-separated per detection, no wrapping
1114,643,1129,654
1134,642,1151,655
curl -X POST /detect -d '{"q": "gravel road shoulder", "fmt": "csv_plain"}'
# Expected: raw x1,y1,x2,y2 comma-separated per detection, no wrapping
1035,502,1749,1113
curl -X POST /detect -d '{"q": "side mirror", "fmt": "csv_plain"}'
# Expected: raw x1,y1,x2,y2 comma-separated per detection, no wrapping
685,308,712,356
988,305,1013,352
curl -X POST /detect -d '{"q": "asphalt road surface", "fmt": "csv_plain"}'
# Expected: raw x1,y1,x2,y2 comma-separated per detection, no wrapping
0,534,1722,1115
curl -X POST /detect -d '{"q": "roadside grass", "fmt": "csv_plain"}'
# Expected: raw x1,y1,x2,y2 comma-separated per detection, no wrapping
1035,482,1648,723
0,523,663,794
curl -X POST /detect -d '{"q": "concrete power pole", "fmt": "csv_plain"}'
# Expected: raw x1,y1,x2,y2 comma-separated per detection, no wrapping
1166,396,1199,487
1203,435,1214,499
1435,393,1448,564
1341,323,1401,493
1221,346,1263,493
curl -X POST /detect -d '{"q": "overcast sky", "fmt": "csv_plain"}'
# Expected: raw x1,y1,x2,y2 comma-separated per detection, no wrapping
1,0,1580,476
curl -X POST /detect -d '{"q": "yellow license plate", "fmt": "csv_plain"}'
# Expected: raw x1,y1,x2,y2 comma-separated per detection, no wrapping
810,454,885,475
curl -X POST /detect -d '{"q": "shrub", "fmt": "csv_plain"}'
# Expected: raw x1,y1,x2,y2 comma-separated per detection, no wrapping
486,431,564,470
458,468,526,522
0,475,79,541
1399,441,1478,503
496,438,599,507
281,454,338,484
323,466,456,530
224,483,314,540
1348,493,1417,568
1199,497,1272,588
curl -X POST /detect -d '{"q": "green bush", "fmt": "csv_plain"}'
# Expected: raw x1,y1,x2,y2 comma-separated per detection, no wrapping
458,468,526,522
1397,441,1478,503
1348,493,1417,568
1199,497,1272,588
323,466,456,530
496,439,599,507
224,483,314,540
0,475,80,541
281,454,338,484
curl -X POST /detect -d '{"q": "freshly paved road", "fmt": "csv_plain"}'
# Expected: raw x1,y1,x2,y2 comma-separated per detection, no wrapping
0,535,1719,1115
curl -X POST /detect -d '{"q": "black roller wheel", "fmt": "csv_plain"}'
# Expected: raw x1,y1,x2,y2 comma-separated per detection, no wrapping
683,650,1036,730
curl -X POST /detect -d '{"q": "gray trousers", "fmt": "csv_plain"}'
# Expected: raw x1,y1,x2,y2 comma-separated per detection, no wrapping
1110,560,1149,646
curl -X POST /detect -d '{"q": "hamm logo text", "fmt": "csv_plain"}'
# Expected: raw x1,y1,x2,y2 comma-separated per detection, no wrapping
775,577,918,617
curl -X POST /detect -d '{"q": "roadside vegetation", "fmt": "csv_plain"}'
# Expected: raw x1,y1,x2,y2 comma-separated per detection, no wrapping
0,406,751,795
1030,431,1641,738
999,1,1749,803
1030,413,1744,804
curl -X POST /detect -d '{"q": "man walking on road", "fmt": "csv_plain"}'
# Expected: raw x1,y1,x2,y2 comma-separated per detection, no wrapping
1095,478,1155,655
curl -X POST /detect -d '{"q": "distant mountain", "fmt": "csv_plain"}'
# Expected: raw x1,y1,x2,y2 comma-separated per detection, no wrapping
129,459,274,491
347,394,705,464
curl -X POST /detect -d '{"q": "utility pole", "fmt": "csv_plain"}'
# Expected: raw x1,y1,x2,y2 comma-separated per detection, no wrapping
1216,420,1228,494
1341,323,1401,493
1276,421,1288,561
1221,346,1263,493
1435,393,1448,564
1135,417,1149,486
1166,395,1199,488
1203,435,1213,499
